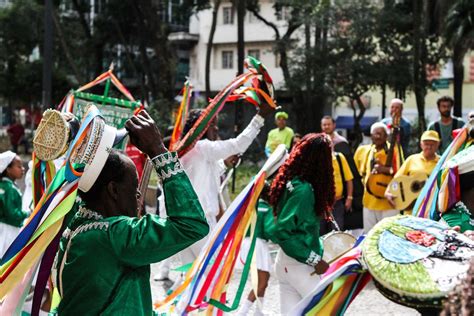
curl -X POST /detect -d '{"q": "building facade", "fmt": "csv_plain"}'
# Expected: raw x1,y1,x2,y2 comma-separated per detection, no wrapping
184,0,473,125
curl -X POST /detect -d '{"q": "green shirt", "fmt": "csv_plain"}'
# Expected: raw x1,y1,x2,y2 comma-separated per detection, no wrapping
270,177,323,266
441,202,474,233
56,152,209,315
427,117,465,153
265,127,294,154
246,199,275,241
0,177,28,227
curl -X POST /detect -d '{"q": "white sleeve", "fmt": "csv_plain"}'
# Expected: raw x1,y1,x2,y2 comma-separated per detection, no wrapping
199,114,265,161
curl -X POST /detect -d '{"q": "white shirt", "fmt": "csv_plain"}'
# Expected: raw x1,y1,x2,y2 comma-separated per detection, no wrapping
180,114,265,225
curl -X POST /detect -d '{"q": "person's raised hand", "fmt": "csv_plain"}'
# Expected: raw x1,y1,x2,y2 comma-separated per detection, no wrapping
125,110,167,158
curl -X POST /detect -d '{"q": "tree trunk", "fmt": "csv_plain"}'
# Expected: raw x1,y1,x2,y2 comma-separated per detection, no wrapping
453,45,464,117
412,0,427,133
381,83,386,119
235,0,246,134
351,95,366,150
205,0,221,100
52,10,83,83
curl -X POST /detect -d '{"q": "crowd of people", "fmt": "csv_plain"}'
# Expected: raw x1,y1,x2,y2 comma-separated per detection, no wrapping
0,93,472,315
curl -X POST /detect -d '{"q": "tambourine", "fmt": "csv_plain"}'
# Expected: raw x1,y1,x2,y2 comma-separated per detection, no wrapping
33,109,80,161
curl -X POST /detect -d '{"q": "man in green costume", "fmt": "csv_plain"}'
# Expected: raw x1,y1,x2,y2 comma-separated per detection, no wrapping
56,111,209,315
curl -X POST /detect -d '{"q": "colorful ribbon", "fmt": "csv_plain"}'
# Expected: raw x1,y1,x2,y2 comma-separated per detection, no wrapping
59,70,139,113
155,171,266,314
175,56,276,157
413,127,469,219
170,81,193,151
290,237,371,316
0,106,101,311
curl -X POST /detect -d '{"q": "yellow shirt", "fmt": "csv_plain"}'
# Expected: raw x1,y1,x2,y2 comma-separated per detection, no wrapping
333,153,354,200
394,152,440,214
394,152,440,178
354,144,397,211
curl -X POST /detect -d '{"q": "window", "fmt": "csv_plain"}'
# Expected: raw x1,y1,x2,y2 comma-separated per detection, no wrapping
222,51,234,69
223,7,234,24
248,49,260,60
276,6,291,21
248,12,257,23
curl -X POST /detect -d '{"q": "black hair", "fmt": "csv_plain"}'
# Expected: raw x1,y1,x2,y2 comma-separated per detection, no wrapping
460,171,474,192
437,96,454,107
182,109,204,139
79,149,128,205
321,115,335,123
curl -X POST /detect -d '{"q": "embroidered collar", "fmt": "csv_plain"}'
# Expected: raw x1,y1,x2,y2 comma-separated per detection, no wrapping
77,205,104,220
454,201,472,216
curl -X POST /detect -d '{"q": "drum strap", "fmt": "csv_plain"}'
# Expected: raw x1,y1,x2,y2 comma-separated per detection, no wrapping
335,152,347,199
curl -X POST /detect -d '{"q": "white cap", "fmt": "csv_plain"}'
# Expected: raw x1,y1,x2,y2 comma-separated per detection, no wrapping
78,124,117,192
0,151,16,174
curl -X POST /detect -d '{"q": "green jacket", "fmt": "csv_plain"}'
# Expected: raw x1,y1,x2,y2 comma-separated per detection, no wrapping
0,177,28,227
56,152,209,315
270,177,323,266
441,202,474,233
245,199,275,241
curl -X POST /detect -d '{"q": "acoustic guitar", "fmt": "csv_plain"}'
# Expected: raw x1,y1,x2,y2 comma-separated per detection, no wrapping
387,172,427,210
365,115,400,198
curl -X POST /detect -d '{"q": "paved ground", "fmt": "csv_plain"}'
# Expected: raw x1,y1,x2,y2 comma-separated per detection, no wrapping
150,255,420,316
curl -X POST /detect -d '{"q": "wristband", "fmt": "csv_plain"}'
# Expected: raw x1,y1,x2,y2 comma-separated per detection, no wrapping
150,151,184,180
347,196,353,200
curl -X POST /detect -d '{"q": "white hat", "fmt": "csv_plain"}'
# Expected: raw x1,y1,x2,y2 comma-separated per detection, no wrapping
77,123,116,192
0,151,16,174
34,104,119,193
371,122,390,135
66,109,117,193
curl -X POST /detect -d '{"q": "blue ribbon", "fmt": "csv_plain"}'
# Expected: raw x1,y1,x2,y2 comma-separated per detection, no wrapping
185,189,250,308
63,106,102,183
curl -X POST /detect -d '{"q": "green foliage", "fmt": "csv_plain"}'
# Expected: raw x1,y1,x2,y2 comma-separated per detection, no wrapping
0,1,43,103
445,0,474,51
229,162,260,201
0,0,182,110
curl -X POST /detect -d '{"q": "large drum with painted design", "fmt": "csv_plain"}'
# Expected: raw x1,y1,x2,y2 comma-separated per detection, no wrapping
362,215,474,309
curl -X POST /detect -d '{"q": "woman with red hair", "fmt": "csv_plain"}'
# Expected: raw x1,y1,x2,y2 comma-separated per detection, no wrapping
269,133,335,314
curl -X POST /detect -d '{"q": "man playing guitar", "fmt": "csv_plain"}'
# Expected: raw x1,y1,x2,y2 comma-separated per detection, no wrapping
385,130,441,213
354,122,403,232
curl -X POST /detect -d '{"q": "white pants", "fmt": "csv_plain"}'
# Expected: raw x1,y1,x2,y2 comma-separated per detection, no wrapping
0,223,20,258
237,237,273,272
363,207,399,233
274,249,321,315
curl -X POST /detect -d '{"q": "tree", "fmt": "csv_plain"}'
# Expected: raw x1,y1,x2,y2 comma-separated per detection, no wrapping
324,0,380,147
445,0,474,117
205,0,221,99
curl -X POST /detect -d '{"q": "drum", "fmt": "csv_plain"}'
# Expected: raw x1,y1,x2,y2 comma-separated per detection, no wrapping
322,231,357,263
362,215,474,309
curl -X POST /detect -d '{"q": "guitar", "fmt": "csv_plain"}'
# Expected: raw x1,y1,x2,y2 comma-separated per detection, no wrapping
365,115,400,198
387,172,427,210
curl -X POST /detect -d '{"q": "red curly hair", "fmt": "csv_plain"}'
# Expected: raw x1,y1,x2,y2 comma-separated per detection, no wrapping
269,133,335,218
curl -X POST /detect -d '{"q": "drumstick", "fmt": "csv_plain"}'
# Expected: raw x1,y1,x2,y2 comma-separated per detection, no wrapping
138,158,153,210
330,218,341,231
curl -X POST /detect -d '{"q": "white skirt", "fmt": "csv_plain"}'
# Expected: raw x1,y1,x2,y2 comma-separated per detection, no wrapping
0,222,21,258
237,237,273,272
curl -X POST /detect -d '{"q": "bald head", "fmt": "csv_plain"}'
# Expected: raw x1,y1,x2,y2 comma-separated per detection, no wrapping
390,98,403,118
